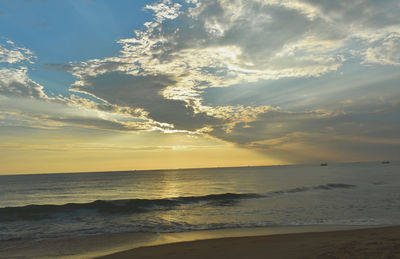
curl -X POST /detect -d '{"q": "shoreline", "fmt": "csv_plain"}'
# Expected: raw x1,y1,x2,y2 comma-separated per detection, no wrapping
1,225,399,258
97,226,400,259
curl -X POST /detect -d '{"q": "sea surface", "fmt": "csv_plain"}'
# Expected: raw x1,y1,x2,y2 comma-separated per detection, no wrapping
0,162,399,256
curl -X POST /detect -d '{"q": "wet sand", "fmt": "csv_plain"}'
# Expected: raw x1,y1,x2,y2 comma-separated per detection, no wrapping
98,226,400,259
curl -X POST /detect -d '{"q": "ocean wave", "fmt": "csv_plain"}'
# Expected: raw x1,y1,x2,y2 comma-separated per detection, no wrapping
0,193,261,222
269,183,356,195
0,183,356,222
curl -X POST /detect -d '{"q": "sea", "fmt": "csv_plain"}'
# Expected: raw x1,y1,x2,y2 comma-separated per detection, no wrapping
0,161,399,258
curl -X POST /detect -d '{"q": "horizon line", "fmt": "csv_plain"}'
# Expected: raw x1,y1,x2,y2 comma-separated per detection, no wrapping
0,160,395,176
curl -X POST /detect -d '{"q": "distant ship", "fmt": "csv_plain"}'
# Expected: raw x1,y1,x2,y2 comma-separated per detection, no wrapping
320,162,328,166
381,161,390,164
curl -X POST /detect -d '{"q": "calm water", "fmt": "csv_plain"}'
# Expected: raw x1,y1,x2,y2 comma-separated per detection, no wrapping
0,162,399,241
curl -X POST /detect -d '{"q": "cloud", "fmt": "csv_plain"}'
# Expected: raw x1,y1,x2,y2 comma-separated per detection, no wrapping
71,72,222,131
0,41,35,64
365,33,400,65
145,1,182,22
209,99,400,162
65,0,354,131
0,67,47,98
0,142,202,152
299,0,400,29
5,0,399,163
54,0,399,163
0,95,151,132
67,0,400,106
0,41,46,99
0,42,149,132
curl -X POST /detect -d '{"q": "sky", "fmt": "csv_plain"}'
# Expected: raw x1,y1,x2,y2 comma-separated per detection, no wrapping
0,0,399,174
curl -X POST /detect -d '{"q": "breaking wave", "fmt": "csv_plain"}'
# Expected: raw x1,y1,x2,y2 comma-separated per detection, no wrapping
0,183,356,222
0,193,261,222
269,183,356,195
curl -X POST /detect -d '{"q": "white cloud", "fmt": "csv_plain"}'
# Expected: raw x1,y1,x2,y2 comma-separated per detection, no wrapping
145,0,182,22
364,33,400,65
0,42,157,132
0,41,35,64
0,67,47,98
0,95,152,132
51,0,400,157
67,0,360,131
0,41,45,98
0,0,399,164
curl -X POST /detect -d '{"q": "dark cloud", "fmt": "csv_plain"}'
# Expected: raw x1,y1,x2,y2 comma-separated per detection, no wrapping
72,72,222,131
210,103,400,163
210,110,328,144
251,133,400,164
302,0,400,28
0,68,47,99
1,80,45,98
55,0,399,163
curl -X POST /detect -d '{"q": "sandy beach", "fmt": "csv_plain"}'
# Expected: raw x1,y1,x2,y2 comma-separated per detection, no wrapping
98,226,400,259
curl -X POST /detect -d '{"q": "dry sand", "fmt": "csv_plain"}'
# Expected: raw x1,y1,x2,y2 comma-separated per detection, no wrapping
97,226,400,259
